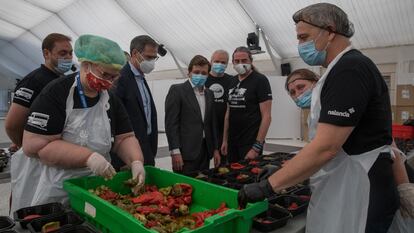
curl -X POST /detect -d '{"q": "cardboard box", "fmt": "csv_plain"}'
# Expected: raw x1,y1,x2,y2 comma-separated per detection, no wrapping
396,106,414,124
396,85,414,106
301,109,310,142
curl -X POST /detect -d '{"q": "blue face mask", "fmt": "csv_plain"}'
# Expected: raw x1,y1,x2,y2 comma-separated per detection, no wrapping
211,63,226,74
55,58,73,74
298,32,328,66
295,89,312,108
191,74,207,87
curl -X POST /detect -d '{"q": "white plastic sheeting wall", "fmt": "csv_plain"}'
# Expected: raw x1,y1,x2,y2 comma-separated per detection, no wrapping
1,0,414,80
267,76,301,139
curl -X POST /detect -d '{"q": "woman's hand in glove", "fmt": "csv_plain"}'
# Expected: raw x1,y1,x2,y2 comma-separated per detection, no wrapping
398,183,414,218
131,160,145,195
86,152,116,179
238,179,275,209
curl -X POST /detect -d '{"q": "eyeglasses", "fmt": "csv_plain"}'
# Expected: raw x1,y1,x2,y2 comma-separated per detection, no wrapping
138,52,159,61
93,65,120,81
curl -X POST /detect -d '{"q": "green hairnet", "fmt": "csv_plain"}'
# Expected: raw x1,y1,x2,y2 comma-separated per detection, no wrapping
75,34,126,70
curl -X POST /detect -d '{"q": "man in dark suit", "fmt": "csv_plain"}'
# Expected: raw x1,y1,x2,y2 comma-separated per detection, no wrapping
111,35,158,167
165,55,221,173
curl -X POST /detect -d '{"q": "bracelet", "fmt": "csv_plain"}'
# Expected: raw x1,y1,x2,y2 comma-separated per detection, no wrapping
252,142,263,153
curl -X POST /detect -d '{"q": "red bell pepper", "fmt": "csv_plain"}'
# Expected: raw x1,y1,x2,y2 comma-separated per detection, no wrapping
158,205,171,215
183,196,192,205
166,197,176,208
177,183,193,196
249,160,259,166
145,220,158,228
131,191,164,204
145,185,158,192
230,163,245,170
250,167,262,174
99,190,119,201
136,206,158,215
288,202,299,210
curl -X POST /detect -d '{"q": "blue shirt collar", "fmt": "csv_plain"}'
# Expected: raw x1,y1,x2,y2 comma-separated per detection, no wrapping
129,61,144,78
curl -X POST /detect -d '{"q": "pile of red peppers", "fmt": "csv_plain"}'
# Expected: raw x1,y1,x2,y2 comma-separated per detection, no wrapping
90,183,228,232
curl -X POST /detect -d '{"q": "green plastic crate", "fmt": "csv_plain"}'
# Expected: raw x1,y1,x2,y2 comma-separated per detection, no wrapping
64,166,267,233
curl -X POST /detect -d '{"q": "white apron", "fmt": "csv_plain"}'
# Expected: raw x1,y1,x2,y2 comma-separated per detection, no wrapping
10,149,42,214
305,46,392,233
30,77,112,206
387,149,414,233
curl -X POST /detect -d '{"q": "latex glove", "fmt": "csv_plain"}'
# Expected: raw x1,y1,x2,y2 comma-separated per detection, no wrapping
244,149,259,160
86,152,116,179
256,165,280,182
238,179,275,209
213,150,221,168
131,160,145,195
398,183,414,218
172,154,184,172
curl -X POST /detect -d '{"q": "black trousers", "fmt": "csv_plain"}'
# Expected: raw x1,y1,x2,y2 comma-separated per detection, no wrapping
365,156,399,233
178,139,210,174
228,144,251,163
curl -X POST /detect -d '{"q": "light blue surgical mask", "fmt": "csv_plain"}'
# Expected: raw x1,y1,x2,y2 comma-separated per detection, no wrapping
211,63,226,75
295,89,312,108
298,32,329,66
191,74,207,87
55,58,73,74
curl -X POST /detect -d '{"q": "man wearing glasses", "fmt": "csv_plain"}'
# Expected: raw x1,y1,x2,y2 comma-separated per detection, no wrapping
112,35,159,167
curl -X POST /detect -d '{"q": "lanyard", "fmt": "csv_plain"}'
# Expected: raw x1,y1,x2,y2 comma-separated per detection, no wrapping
76,73,88,109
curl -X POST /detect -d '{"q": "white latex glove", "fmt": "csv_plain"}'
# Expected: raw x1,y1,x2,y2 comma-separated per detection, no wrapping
86,152,116,180
131,160,145,195
398,183,414,218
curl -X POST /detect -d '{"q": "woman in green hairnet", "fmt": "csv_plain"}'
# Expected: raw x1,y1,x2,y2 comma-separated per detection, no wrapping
21,34,145,206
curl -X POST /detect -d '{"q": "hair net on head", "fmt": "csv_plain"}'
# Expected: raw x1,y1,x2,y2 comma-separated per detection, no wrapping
293,3,355,38
75,34,126,70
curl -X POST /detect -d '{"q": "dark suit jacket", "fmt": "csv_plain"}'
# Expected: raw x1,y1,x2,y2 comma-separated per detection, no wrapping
111,63,158,166
165,80,218,161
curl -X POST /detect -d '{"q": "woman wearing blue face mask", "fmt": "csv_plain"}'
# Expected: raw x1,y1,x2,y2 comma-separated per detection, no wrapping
285,69,319,108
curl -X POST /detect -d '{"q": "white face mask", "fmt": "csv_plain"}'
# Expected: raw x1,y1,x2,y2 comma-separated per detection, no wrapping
137,53,156,74
233,63,251,75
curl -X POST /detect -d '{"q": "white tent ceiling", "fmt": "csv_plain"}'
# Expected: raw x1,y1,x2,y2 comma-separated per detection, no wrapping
0,0,413,80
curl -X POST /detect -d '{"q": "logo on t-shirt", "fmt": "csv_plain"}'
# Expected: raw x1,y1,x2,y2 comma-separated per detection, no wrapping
327,108,355,118
14,87,34,102
27,112,49,131
209,83,225,100
228,87,247,108
229,87,247,98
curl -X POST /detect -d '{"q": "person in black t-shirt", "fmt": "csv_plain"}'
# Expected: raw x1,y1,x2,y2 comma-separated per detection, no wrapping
221,47,272,162
6,33,74,213
5,33,73,147
238,3,412,233
205,50,233,163
286,68,414,219
21,35,145,207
